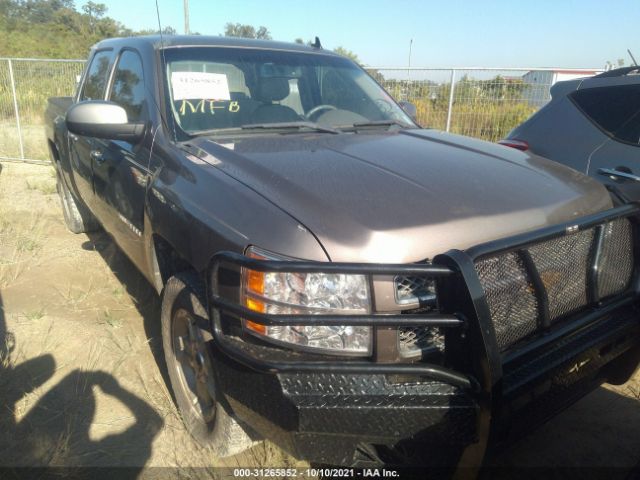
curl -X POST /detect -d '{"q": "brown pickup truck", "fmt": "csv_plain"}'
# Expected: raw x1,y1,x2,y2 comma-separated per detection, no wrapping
45,35,640,470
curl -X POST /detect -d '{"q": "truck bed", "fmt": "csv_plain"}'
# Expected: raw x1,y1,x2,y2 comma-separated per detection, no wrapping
47,96,73,117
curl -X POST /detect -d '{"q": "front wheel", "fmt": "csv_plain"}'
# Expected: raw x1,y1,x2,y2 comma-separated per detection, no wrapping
161,272,257,457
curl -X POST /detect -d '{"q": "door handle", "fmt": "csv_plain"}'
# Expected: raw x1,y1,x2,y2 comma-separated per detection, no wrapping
90,150,105,163
597,168,640,182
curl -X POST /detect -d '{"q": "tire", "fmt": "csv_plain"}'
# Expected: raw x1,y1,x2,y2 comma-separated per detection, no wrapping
55,171,100,234
161,272,257,457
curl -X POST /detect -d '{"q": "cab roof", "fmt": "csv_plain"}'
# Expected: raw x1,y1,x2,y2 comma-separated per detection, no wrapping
93,35,339,56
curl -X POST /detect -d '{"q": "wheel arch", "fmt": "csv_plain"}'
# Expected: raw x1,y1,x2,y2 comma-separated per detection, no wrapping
150,233,201,294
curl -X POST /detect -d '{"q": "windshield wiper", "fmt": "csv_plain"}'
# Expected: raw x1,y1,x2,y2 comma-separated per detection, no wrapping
191,121,339,137
241,121,340,134
339,120,412,131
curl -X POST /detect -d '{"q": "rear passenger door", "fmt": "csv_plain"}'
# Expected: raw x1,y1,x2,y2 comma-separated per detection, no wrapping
69,49,114,207
92,49,151,271
581,83,640,200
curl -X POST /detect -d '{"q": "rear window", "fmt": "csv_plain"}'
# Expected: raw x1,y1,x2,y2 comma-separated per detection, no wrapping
570,84,640,145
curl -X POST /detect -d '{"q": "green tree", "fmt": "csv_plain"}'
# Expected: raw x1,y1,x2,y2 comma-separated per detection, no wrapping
82,1,106,18
333,46,360,64
0,0,172,57
223,23,272,40
136,26,177,36
294,38,317,46
82,1,106,32
605,59,626,70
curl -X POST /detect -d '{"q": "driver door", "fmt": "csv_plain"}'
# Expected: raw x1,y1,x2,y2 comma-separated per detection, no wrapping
91,49,151,271
68,49,114,208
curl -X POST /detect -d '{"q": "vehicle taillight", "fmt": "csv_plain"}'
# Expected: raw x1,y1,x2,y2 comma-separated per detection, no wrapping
498,139,529,151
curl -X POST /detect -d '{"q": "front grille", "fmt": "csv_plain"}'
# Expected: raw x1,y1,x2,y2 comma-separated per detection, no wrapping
528,228,594,321
475,252,539,350
398,325,444,357
395,276,440,356
475,218,635,351
395,275,435,304
598,219,634,299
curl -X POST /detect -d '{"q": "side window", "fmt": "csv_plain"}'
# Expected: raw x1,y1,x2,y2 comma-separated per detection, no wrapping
571,85,640,145
109,50,147,122
80,50,113,101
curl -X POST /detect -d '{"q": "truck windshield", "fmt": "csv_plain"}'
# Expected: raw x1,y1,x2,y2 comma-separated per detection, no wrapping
163,47,415,135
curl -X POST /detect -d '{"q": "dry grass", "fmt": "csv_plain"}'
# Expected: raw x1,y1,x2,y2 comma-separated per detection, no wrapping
0,124,49,161
0,163,53,288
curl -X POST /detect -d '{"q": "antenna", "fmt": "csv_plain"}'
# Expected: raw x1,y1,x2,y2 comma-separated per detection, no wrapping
313,37,322,49
155,0,163,38
155,0,178,141
628,49,638,66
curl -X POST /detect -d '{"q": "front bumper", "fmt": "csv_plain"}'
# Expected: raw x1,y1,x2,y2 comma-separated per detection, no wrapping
206,204,640,467
212,355,478,466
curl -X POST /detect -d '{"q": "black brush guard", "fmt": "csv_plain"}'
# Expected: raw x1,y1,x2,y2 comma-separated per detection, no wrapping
209,204,640,466
208,203,640,398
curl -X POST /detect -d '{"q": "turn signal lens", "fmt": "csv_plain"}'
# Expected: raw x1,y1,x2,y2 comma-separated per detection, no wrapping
244,251,267,333
247,268,265,296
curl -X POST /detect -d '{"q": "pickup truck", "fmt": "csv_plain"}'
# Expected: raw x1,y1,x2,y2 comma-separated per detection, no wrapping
45,35,640,470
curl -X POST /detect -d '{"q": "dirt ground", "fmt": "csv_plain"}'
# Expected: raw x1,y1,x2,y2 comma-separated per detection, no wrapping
0,162,303,477
0,162,639,478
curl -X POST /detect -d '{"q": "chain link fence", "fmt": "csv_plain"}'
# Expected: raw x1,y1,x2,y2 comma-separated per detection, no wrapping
368,67,561,141
0,58,599,164
0,58,84,164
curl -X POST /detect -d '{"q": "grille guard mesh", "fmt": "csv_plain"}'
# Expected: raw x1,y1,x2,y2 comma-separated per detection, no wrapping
474,218,635,351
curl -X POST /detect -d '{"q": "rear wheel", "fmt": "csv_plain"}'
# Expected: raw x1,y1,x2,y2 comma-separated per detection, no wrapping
161,272,257,457
55,171,99,234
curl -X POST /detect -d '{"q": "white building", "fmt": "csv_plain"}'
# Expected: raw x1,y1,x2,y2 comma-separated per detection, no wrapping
522,69,602,106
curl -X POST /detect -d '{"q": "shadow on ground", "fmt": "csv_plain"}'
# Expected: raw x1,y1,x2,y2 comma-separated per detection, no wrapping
484,383,640,480
82,231,170,389
0,288,163,471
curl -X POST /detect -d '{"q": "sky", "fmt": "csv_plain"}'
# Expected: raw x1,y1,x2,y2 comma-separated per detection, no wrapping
101,0,639,69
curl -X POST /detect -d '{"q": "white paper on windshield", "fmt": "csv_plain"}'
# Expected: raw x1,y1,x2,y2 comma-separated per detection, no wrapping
171,72,231,101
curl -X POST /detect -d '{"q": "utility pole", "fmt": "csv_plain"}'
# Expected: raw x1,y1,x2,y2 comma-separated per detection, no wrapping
406,39,413,101
184,0,190,34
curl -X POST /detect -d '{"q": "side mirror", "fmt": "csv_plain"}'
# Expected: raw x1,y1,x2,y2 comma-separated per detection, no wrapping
66,101,145,142
398,100,418,121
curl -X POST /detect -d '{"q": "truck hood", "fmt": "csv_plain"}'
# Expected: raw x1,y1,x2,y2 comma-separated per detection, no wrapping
188,129,612,262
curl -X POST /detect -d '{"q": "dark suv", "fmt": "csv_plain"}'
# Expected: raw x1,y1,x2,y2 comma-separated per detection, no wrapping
503,67,640,200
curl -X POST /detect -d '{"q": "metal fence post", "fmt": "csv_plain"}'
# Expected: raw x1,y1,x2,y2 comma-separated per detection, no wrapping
7,59,25,160
445,69,456,133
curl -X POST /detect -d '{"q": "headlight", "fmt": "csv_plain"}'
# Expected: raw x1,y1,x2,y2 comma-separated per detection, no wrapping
240,246,372,356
